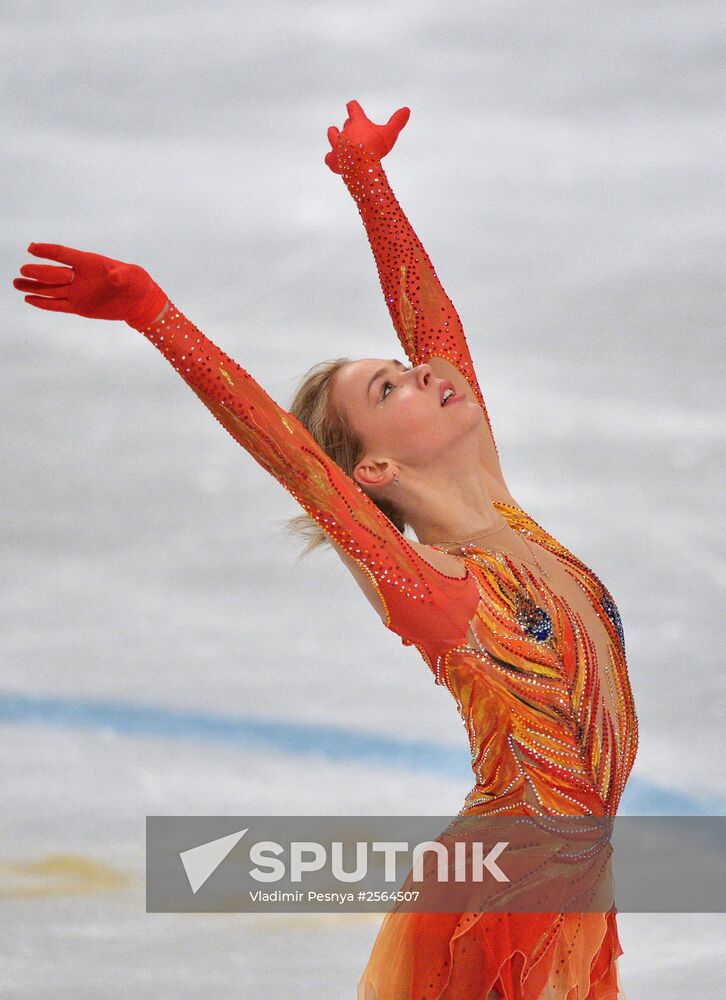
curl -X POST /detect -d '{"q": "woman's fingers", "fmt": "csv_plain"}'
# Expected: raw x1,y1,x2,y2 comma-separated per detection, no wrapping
13,277,70,294
326,99,408,169
346,99,366,121
14,277,70,296
14,261,75,295
19,263,74,284
387,106,410,135
26,242,85,266
324,150,341,173
325,125,343,173
24,294,72,312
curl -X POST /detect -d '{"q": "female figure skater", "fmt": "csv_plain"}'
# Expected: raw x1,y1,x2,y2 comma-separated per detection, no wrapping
13,100,637,999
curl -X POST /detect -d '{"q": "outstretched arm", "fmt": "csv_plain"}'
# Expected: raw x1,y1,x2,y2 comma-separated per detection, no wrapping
326,101,499,460
13,243,481,673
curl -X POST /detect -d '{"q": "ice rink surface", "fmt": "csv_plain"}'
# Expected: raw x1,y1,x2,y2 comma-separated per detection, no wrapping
2,1,725,996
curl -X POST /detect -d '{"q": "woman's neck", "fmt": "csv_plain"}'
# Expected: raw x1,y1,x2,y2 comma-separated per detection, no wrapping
401,463,510,546
426,515,513,550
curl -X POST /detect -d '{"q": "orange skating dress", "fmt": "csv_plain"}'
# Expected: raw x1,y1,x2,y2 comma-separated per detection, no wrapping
134,135,638,999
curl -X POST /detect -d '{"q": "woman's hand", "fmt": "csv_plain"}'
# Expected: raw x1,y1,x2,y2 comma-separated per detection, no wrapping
325,99,410,175
12,243,169,331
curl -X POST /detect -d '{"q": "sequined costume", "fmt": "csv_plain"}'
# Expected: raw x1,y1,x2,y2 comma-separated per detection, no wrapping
132,137,638,1000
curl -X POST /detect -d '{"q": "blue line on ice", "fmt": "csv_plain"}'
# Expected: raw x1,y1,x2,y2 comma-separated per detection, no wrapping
0,691,716,815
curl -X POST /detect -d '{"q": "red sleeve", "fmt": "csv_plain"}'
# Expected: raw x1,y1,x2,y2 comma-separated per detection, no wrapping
336,134,499,458
137,304,481,664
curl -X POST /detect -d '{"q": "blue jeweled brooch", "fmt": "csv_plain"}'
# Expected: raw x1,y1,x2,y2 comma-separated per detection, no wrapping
515,589,554,643
600,593,625,648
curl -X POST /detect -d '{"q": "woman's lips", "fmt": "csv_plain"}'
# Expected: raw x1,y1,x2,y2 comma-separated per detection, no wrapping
439,379,464,405
442,392,465,406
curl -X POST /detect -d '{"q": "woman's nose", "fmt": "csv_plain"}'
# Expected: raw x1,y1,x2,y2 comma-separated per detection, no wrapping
412,363,431,387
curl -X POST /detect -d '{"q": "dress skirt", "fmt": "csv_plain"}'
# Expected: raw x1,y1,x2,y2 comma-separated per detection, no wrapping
357,908,626,1000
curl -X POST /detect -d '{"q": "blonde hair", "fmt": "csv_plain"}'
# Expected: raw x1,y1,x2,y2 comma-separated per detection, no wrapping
283,357,408,556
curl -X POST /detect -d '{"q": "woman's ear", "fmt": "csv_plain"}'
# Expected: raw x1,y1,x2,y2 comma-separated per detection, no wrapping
353,457,396,490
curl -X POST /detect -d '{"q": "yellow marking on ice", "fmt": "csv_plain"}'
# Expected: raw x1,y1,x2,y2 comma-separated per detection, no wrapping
0,854,134,899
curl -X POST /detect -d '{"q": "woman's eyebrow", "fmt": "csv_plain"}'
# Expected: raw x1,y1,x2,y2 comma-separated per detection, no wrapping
366,359,408,401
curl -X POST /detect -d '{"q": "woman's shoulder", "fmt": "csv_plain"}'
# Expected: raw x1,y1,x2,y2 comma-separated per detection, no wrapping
406,537,468,579
331,530,472,626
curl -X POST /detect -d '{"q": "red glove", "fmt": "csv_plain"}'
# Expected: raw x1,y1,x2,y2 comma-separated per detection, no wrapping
12,243,168,331
325,99,410,174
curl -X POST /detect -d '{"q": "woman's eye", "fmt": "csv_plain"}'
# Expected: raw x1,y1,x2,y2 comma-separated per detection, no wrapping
381,366,412,400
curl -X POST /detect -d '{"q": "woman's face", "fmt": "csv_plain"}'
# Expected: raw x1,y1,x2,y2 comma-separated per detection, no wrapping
330,357,483,489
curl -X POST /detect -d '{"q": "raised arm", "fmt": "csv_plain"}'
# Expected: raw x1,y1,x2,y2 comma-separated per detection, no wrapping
12,243,481,672
326,101,500,461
